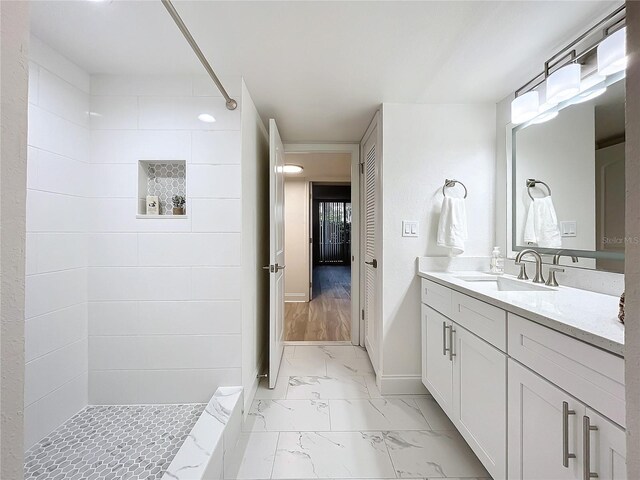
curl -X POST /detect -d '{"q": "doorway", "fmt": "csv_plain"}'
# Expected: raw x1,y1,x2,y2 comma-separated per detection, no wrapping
281,146,360,344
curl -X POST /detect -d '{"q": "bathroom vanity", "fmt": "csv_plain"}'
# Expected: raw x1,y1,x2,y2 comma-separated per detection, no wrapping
418,269,626,480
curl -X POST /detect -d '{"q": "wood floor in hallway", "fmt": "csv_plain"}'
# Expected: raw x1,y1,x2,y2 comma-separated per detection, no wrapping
284,265,351,341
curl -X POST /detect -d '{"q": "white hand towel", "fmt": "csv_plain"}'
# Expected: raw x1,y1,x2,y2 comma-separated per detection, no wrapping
437,196,468,255
523,196,562,248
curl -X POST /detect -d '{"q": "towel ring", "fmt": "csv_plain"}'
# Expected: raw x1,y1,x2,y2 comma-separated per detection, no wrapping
442,179,468,199
526,179,551,200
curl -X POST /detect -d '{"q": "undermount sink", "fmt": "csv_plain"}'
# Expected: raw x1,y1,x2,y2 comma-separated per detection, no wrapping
454,274,555,292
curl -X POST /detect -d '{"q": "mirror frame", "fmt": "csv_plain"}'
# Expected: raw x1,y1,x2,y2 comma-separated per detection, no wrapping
509,71,626,262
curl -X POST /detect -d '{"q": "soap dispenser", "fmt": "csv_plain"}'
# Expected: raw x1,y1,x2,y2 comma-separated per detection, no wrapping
490,246,504,274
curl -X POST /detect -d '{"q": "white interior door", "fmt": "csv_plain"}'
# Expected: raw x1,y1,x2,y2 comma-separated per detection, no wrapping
361,116,379,372
268,119,286,388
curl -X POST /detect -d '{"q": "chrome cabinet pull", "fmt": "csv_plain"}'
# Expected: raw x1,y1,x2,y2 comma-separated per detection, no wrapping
563,401,576,467
583,415,599,479
442,322,450,356
449,326,456,361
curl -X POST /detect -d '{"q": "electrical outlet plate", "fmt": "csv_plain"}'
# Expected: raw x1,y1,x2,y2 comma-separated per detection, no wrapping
402,221,419,237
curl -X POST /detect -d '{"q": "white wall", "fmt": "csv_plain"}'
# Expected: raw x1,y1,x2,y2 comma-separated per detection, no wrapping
87,74,245,405
24,37,91,449
240,81,269,412
379,103,496,390
1,1,29,474
625,2,640,477
284,179,310,301
514,103,596,250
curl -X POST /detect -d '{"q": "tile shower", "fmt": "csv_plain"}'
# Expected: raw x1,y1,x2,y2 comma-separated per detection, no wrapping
25,35,248,478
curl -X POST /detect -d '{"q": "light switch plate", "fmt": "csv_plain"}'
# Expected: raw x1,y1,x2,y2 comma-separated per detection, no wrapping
402,221,419,237
560,221,577,237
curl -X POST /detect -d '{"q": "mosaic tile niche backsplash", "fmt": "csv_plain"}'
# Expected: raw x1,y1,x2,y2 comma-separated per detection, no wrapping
146,162,186,215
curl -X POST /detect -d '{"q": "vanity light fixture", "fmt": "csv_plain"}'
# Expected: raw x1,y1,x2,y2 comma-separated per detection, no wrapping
197,113,216,123
511,91,539,125
530,110,559,124
283,164,304,174
545,64,581,105
598,27,627,76
572,73,607,104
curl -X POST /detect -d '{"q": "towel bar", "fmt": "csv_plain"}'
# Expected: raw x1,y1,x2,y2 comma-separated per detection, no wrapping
442,179,468,199
526,179,552,200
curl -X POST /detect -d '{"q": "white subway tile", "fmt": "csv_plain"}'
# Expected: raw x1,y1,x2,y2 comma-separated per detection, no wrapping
138,233,241,266
24,374,87,450
30,148,89,197
90,130,191,164
88,267,191,301
188,165,241,198
28,105,89,162
38,68,90,127
26,190,88,233
88,233,138,266
89,163,137,197
91,75,192,97
137,301,242,335
191,267,242,300
192,74,242,97
87,198,192,233
88,301,139,336
88,370,142,405
34,233,87,273
25,234,38,276
90,96,138,130
25,338,87,406
25,268,87,319
88,336,144,371
191,131,240,164
137,368,241,404
28,61,39,105
139,335,242,369
190,199,241,232
138,96,240,131
25,304,88,362
29,36,91,93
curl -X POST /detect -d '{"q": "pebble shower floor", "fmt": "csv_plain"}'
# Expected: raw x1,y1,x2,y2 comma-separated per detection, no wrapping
24,404,205,480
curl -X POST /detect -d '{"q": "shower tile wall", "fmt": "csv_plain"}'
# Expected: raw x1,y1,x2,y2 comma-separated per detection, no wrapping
87,74,244,405
25,36,91,449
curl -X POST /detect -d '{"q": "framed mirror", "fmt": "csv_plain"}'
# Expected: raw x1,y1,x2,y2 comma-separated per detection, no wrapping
511,73,625,273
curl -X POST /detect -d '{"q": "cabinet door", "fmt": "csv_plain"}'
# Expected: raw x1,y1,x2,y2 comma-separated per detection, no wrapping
422,304,453,416
508,359,583,480
453,325,507,479
584,408,626,480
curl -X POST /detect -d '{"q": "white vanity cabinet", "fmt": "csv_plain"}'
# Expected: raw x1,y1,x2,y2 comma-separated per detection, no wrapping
421,286,507,479
419,276,626,480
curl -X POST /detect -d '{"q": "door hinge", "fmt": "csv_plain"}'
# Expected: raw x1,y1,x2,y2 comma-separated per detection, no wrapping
361,309,365,320
360,163,364,174
309,237,312,244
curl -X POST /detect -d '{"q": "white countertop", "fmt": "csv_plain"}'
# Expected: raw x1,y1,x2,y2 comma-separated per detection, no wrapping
418,270,625,357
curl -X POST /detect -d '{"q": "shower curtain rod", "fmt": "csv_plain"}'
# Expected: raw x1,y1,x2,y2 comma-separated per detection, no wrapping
161,0,238,110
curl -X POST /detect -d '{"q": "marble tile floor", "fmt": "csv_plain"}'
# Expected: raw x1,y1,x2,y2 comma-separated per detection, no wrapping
24,404,205,480
228,345,491,480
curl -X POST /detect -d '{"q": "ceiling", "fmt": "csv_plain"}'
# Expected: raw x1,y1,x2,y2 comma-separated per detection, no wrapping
30,0,619,142
284,153,351,180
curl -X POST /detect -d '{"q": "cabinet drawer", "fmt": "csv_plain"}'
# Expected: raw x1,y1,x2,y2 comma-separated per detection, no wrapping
508,313,625,428
421,279,452,317
451,291,507,351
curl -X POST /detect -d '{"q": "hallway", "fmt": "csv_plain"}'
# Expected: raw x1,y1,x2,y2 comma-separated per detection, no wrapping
225,345,489,479
284,266,351,341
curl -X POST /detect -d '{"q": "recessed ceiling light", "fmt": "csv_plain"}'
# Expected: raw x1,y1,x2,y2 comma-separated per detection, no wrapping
283,164,304,174
198,113,216,123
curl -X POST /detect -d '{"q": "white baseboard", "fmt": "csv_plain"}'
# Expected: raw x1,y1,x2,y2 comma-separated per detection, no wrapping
378,374,429,395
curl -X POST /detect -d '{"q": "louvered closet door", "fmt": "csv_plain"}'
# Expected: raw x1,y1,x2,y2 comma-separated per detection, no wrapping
362,121,378,371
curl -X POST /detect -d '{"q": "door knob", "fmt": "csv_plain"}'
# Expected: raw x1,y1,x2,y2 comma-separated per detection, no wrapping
365,259,378,268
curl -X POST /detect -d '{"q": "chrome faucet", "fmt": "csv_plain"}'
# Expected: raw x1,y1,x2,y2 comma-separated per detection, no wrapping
546,253,579,287
515,249,545,284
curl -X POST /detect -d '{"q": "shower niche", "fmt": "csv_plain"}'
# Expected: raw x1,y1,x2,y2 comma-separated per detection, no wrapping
137,160,187,217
